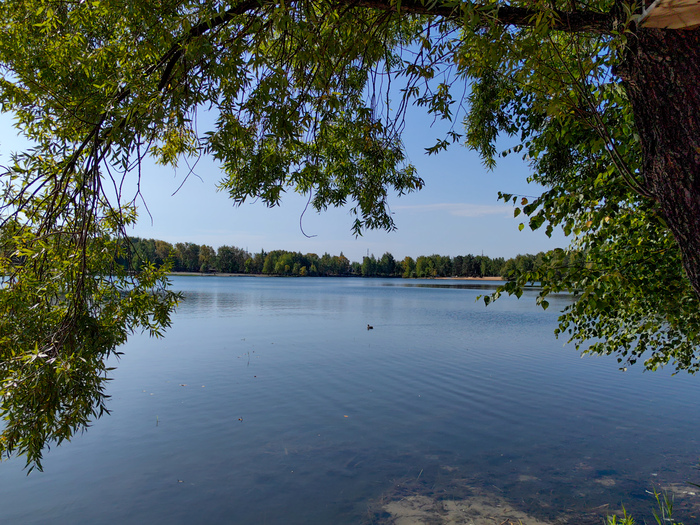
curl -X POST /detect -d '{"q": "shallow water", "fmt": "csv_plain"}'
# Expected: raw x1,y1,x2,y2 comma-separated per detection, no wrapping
2,276,700,524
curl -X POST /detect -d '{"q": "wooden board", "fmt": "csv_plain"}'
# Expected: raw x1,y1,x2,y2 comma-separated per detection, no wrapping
641,0,700,29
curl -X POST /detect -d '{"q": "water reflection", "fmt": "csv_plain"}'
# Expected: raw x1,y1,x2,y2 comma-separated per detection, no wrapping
381,280,505,291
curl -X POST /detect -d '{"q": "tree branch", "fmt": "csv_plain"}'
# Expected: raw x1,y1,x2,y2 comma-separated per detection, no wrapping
155,0,263,91
152,0,619,95
344,0,617,34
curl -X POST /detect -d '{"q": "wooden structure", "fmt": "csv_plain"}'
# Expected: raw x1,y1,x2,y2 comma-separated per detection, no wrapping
641,0,700,29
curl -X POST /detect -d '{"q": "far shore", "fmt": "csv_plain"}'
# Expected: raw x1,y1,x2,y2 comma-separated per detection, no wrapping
434,276,503,281
168,272,503,280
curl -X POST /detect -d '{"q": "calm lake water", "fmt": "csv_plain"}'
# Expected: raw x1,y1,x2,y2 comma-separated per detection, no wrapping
2,276,700,524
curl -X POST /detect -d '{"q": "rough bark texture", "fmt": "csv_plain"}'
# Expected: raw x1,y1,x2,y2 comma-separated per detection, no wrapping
618,28,700,298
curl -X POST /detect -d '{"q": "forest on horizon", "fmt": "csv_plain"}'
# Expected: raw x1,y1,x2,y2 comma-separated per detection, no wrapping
124,237,550,279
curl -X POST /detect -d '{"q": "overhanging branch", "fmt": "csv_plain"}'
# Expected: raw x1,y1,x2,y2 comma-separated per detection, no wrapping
153,0,620,93
345,0,617,34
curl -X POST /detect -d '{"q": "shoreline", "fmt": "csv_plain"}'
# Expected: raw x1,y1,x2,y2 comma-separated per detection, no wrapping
168,272,503,280
434,276,503,281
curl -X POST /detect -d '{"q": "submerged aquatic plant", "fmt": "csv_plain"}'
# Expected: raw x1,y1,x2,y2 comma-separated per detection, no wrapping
605,506,635,525
606,489,683,525
651,489,682,525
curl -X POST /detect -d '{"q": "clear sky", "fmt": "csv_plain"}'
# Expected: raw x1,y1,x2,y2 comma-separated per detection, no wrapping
0,106,567,263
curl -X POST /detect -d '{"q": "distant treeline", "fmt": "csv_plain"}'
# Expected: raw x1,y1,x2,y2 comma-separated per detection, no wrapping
123,237,548,279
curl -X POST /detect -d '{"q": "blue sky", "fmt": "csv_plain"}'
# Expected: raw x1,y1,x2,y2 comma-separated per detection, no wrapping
0,107,567,263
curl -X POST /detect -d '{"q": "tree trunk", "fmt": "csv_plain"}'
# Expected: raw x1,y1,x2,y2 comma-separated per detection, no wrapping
618,28,700,298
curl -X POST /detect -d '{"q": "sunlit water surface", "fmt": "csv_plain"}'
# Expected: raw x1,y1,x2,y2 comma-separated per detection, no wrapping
2,277,700,524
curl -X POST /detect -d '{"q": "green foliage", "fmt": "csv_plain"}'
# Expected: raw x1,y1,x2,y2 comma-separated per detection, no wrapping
487,62,700,372
258,249,353,276
650,489,682,525
494,216,700,373
0,210,178,471
402,256,416,278
606,490,684,525
216,245,250,273
451,1,700,372
122,235,514,278
606,507,635,525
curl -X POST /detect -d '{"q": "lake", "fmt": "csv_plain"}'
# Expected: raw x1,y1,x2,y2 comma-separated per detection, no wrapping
2,276,700,524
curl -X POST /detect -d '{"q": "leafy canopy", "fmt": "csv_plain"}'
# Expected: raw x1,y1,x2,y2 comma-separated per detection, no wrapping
0,0,697,469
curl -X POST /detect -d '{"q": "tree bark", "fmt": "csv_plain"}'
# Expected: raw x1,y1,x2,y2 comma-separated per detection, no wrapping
618,28,700,298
